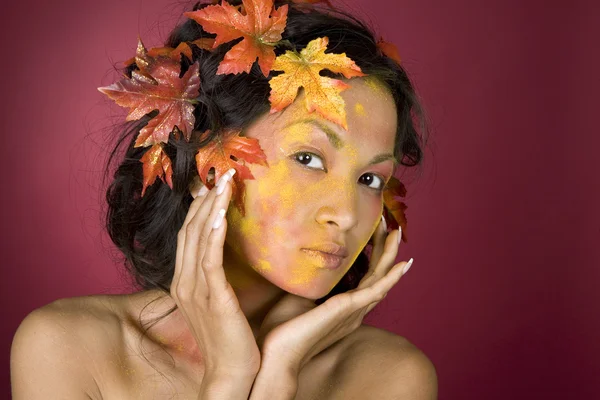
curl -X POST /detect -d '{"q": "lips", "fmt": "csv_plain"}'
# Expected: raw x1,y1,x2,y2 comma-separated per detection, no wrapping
302,243,348,258
301,247,347,270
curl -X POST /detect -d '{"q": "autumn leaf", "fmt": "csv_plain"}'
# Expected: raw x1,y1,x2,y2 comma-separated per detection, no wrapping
195,129,269,213
268,36,366,130
98,38,201,148
376,37,402,65
184,0,288,76
140,143,174,197
382,176,408,243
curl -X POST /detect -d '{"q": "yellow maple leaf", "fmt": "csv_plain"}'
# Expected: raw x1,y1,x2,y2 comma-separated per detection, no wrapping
268,36,366,130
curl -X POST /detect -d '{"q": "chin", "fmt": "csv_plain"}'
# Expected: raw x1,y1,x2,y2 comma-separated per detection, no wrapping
260,265,345,300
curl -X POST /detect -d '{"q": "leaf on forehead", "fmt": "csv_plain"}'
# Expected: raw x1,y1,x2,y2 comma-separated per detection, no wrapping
184,0,288,77
268,36,366,130
140,143,174,197
98,38,201,148
376,37,402,65
195,129,269,213
382,176,408,243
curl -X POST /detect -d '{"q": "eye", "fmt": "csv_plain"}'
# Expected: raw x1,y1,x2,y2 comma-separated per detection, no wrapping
293,151,325,170
292,151,387,191
359,174,386,191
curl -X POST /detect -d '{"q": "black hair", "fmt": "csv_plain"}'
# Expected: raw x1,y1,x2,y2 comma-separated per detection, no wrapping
101,0,428,377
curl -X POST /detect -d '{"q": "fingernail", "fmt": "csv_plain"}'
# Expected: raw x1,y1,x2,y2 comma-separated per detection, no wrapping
380,215,387,232
212,208,226,229
197,185,209,197
216,169,235,195
397,226,402,245
402,257,413,275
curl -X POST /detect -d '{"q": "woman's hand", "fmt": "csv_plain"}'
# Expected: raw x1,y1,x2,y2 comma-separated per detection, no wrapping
257,216,413,376
171,168,261,379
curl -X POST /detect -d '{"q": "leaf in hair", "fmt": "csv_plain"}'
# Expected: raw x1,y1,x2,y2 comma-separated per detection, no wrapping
194,129,269,213
140,143,174,197
184,0,288,76
268,36,366,130
376,38,402,65
97,38,201,148
382,176,408,243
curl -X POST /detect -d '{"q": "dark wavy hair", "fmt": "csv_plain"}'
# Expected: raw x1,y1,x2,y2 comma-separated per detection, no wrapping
102,0,427,326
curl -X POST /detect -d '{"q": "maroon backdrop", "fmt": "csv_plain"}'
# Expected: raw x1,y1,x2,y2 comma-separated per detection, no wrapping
2,0,598,398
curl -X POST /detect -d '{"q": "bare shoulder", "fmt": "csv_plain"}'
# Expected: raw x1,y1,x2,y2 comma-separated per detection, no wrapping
10,295,123,399
332,325,438,400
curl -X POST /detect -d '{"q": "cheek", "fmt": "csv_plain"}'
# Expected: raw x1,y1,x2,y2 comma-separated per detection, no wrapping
226,159,299,267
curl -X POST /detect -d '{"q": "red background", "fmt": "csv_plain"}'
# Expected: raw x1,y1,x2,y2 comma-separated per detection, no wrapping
2,0,599,398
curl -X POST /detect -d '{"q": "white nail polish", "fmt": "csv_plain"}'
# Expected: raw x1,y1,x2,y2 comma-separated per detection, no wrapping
216,172,232,195
212,208,226,229
397,226,402,245
402,258,413,275
380,215,387,232
197,185,209,197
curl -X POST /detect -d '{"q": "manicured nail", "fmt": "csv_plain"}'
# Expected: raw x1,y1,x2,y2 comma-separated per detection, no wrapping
197,185,209,197
402,258,413,275
397,226,402,245
212,208,226,229
380,215,387,232
216,169,235,195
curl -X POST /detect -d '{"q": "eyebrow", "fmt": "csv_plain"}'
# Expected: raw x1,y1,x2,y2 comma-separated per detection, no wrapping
283,118,398,166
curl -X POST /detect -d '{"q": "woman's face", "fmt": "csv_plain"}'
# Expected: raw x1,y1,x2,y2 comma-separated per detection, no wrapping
225,76,398,299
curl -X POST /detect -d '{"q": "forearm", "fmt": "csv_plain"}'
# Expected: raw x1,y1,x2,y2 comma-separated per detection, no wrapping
198,372,257,400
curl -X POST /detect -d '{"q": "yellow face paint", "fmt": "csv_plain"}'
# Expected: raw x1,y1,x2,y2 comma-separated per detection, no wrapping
222,77,397,299
354,102,366,116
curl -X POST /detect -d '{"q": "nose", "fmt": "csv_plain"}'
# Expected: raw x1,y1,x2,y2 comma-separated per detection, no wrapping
314,180,359,232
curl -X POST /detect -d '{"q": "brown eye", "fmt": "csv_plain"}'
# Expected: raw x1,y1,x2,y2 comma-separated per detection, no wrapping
293,152,325,170
360,174,386,191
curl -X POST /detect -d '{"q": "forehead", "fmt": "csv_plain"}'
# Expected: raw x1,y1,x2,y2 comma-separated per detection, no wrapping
244,76,397,151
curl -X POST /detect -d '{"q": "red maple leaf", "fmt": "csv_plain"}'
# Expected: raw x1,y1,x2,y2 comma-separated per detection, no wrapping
139,142,174,197
382,175,408,243
195,129,269,213
98,37,201,147
184,0,288,76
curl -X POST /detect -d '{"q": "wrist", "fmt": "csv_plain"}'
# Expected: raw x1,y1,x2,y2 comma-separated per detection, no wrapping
199,371,257,400
248,358,299,400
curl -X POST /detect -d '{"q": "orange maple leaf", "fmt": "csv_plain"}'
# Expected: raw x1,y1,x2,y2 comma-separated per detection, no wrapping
184,0,288,76
376,37,402,65
382,175,408,243
98,38,201,147
195,129,269,213
139,142,174,197
268,36,366,130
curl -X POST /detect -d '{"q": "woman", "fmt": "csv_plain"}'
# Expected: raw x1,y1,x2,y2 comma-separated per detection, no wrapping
11,0,436,398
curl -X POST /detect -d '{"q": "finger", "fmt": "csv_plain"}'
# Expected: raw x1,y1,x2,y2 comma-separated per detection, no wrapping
196,169,235,267
368,215,388,273
173,179,212,293
201,177,235,296
351,258,407,309
356,228,401,290
180,176,226,292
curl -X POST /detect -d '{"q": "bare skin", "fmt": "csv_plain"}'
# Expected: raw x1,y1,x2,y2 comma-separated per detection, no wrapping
11,77,436,399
